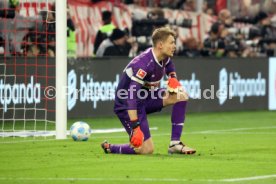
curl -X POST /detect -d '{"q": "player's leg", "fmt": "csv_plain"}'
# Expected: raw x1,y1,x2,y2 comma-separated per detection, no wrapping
101,109,154,154
101,140,135,154
163,91,196,154
143,89,195,154
101,138,154,154
136,137,154,154
144,89,187,143
163,92,187,141
144,89,188,143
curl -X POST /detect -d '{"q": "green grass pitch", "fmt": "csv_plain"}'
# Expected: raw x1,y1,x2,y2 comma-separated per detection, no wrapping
0,111,276,184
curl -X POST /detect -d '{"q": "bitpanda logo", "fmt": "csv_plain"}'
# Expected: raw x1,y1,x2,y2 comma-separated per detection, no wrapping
67,69,120,111
0,76,41,112
218,68,266,105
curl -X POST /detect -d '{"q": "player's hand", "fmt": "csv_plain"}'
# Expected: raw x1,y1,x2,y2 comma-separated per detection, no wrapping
167,77,182,93
130,121,144,148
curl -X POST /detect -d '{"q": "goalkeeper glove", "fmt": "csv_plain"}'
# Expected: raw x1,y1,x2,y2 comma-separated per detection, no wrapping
167,77,182,93
129,119,144,148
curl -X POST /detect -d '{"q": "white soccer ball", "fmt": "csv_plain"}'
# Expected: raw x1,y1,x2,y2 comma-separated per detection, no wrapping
70,121,92,141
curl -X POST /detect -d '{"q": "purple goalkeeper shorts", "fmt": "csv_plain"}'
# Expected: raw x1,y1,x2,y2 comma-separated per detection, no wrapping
114,88,165,141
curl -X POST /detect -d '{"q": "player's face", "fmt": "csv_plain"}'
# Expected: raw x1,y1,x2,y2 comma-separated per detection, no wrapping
161,35,176,57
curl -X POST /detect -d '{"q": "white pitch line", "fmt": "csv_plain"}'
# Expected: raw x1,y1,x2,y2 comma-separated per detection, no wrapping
93,126,276,137
0,127,158,137
0,174,275,182
0,126,275,144
92,126,276,139
0,177,208,182
92,127,158,134
221,174,276,182
0,138,59,144
196,126,276,134
92,131,276,139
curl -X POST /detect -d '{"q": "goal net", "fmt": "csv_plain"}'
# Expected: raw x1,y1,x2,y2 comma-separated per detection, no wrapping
0,0,66,139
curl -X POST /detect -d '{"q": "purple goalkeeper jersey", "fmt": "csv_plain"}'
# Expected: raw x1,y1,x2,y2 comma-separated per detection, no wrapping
114,48,175,112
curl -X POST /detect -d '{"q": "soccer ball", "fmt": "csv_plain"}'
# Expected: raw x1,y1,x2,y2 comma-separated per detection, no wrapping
70,121,92,141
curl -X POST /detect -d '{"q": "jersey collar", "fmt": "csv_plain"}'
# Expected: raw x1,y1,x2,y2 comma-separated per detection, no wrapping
151,48,163,67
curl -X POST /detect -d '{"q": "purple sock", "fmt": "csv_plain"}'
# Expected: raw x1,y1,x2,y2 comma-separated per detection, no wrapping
171,101,187,141
110,144,136,154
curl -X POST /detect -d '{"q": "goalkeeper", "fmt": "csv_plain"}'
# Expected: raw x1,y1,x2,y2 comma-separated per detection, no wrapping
101,27,196,155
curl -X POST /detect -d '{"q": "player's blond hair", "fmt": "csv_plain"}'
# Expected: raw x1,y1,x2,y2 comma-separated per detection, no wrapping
152,27,176,47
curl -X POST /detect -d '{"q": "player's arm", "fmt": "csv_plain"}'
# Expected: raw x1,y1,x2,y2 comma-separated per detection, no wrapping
165,59,188,99
165,59,181,93
165,58,177,78
127,80,142,121
126,70,147,148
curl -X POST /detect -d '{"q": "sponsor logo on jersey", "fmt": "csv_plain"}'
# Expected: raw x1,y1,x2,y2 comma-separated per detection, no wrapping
136,69,147,79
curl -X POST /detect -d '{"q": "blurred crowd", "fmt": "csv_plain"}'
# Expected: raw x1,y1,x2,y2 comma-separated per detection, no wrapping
1,0,276,58
94,0,276,58
0,0,56,57
201,10,276,58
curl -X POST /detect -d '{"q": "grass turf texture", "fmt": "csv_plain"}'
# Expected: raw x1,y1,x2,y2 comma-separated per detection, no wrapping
0,111,276,184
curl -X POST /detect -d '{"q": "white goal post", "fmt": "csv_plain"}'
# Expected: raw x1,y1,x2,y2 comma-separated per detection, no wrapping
55,0,67,139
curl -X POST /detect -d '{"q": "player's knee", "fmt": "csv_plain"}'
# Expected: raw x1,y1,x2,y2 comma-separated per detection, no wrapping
146,146,154,154
147,142,154,154
166,94,188,106
175,92,189,103
164,94,177,106
137,142,154,154
178,94,189,102
140,147,154,154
